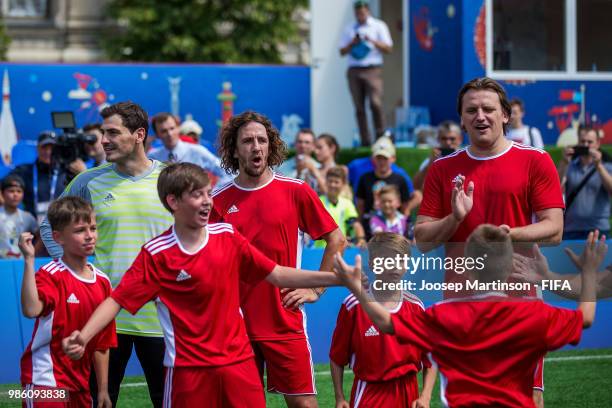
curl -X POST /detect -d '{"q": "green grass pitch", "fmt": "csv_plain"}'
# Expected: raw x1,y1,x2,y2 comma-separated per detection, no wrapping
1,348,611,407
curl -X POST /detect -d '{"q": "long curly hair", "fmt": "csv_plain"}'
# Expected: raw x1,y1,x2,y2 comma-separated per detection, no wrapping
217,111,287,174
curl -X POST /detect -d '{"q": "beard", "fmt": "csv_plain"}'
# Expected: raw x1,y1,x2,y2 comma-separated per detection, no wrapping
239,156,267,178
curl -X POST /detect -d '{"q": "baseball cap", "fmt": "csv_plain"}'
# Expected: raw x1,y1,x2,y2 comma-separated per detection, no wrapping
1,174,25,191
354,0,370,8
37,131,57,146
371,136,396,158
179,119,203,136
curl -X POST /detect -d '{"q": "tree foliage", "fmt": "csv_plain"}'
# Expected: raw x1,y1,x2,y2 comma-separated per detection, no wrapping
103,0,307,63
0,17,10,60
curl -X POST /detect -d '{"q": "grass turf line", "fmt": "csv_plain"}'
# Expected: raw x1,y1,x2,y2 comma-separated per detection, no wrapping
1,349,611,407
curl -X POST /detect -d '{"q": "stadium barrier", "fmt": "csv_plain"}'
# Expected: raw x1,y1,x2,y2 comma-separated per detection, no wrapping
1,244,611,383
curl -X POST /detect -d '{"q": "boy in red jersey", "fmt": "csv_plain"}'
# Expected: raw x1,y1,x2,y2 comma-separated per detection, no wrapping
62,163,343,408
212,111,347,407
330,233,436,408
335,226,603,408
20,196,116,407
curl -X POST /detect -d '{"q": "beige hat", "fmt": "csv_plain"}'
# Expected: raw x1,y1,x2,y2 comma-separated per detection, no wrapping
179,119,203,136
371,137,396,158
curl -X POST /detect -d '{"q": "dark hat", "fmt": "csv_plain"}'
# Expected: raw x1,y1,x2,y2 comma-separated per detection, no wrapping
38,131,57,146
354,0,370,8
1,174,25,191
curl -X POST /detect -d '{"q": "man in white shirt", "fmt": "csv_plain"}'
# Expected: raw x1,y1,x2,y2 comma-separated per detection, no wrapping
339,0,393,147
148,112,230,184
506,98,544,148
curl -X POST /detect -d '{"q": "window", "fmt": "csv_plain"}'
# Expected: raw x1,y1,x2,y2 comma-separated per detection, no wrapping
486,0,612,79
577,0,612,72
3,0,48,18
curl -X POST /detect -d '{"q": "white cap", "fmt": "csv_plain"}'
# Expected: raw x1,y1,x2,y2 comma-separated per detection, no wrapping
179,119,203,136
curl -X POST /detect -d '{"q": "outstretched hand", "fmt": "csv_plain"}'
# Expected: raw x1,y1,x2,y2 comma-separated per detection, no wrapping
451,176,473,222
334,253,363,293
62,331,86,360
565,230,608,273
511,244,550,283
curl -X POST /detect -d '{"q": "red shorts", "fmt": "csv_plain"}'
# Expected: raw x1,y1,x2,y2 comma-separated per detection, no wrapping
349,373,419,408
21,384,89,408
162,358,265,408
252,338,316,395
533,357,544,391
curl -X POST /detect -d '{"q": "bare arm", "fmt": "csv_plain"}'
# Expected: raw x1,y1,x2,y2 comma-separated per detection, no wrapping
330,361,349,408
403,190,423,216
367,37,392,53
414,214,461,252
62,298,122,360
279,228,347,309
94,350,112,408
334,254,394,333
413,366,437,408
595,161,612,194
266,266,340,289
507,208,563,244
19,233,44,318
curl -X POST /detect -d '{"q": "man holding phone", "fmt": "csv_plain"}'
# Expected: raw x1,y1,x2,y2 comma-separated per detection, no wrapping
558,127,612,239
339,0,393,147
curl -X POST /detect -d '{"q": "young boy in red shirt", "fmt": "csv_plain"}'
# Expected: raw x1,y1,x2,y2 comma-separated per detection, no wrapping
335,225,603,408
330,232,435,408
20,196,116,407
62,162,343,408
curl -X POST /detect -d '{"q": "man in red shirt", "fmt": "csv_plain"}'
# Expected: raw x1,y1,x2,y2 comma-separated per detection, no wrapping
61,163,344,407
415,78,564,405
212,111,346,407
415,77,563,248
335,225,603,408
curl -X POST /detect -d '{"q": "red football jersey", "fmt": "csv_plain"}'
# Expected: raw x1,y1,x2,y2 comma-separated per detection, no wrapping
391,294,583,408
211,174,338,340
111,224,276,367
419,143,564,242
330,292,430,382
21,260,116,392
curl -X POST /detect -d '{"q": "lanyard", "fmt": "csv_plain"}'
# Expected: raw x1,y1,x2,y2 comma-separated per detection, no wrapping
33,164,58,211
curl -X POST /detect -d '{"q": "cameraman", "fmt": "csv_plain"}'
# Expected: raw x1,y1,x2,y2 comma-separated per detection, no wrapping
558,127,612,239
10,132,68,223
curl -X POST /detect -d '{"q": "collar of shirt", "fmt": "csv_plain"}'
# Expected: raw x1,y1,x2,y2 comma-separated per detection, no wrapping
169,139,188,160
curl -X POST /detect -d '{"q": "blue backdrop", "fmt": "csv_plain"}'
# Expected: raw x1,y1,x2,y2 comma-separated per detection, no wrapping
0,63,310,150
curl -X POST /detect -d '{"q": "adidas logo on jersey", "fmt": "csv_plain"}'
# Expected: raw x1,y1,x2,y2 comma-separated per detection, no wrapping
103,193,116,206
365,325,379,337
176,269,192,282
227,205,239,214
67,293,80,304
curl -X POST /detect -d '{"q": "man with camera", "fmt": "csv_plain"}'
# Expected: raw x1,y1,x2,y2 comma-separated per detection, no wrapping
558,127,612,240
339,0,392,147
10,132,69,224
413,121,464,190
